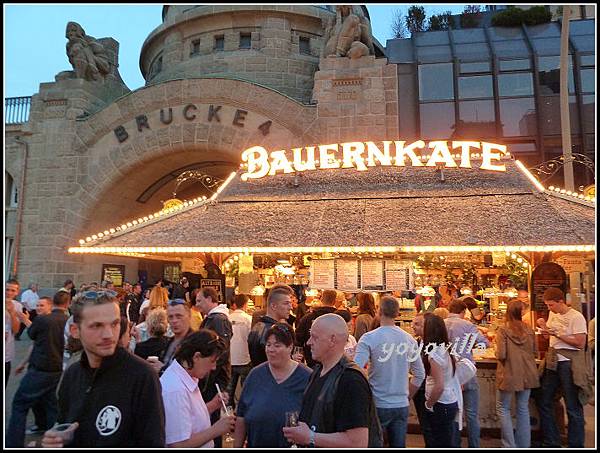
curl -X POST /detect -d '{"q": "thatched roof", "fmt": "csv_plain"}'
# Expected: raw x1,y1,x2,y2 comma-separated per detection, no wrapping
75,159,595,249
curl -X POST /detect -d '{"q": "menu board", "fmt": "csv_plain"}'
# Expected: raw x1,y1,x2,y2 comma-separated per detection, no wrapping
310,259,335,289
101,264,125,287
531,262,567,311
336,260,359,291
200,278,226,303
554,255,587,274
361,260,384,290
384,260,412,291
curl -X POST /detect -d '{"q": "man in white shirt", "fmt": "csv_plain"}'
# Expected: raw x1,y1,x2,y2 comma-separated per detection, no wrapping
17,283,40,339
227,294,252,409
5,279,29,386
537,287,588,447
355,296,425,447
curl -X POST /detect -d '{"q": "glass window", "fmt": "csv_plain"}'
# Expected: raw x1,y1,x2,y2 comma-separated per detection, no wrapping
532,37,562,56
418,63,454,101
457,100,496,137
415,31,450,46
489,27,524,40
498,73,534,97
460,62,491,74
538,56,575,95
504,142,536,154
240,33,251,49
499,98,536,137
454,43,490,60
420,102,455,140
569,20,594,36
493,39,530,58
580,54,595,67
416,45,452,63
190,39,200,56
570,35,595,53
499,59,531,71
451,28,487,44
214,35,224,51
580,68,594,93
527,22,561,38
299,37,311,55
458,75,493,99
540,96,580,135
582,95,595,133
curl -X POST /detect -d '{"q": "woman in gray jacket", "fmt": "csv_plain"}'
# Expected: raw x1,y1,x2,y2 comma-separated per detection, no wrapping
495,299,540,448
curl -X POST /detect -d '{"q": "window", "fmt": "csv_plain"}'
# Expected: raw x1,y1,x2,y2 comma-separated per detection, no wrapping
214,35,224,51
457,100,496,137
580,68,594,93
5,238,14,275
164,265,181,283
190,39,201,56
580,54,595,67
460,62,490,74
420,102,455,139
499,59,530,71
540,96,580,135
582,95,595,133
504,142,536,154
5,171,17,207
458,75,493,99
149,55,162,79
499,98,536,137
240,33,251,50
498,73,534,97
418,63,454,101
299,36,311,55
538,56,575,95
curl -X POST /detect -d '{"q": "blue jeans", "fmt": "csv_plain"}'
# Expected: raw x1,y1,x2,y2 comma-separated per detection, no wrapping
423,401,459,448
376,406,409,447
538,361,585,447
496,388,531,448
6,368,62,447
461,376,481,447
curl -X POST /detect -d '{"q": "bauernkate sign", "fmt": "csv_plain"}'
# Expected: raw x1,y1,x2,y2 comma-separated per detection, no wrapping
241,140,508,180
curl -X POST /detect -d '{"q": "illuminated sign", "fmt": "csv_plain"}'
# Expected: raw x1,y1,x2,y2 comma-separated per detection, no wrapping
240,140,508,180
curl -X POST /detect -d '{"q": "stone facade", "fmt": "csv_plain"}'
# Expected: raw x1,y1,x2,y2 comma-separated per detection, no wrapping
6,6,398,293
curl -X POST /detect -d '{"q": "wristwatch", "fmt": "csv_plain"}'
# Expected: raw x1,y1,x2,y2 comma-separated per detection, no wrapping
309,426,316,447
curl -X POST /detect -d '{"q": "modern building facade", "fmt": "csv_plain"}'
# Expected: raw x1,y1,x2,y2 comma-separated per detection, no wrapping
386,17,595,190
4,5,596,291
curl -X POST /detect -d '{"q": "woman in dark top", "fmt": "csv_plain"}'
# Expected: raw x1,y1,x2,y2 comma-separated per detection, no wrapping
354,292,376,342
134,308,169,360
234,323,311,448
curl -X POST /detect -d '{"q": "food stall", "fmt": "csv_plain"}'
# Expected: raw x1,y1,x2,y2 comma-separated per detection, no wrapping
69,140,595,435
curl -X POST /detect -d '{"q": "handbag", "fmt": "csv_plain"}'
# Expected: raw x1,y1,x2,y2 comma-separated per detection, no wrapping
454,356,477,385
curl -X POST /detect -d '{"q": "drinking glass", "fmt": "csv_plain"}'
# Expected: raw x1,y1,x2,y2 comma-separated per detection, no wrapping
292,346,304,363
285,411,299,448
221,405,234,444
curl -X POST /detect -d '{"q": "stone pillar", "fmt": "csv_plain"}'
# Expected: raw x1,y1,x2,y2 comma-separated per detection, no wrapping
312,55,399,143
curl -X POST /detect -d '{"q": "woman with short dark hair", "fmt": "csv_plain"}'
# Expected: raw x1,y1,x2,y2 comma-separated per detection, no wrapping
160,330,236,447
234,323,311,447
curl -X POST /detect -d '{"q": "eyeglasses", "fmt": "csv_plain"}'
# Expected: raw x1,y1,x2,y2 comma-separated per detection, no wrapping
82,290,118,300
168,298,187,306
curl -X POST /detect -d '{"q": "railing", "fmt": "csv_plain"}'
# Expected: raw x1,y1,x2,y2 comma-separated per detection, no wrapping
5,96,31,124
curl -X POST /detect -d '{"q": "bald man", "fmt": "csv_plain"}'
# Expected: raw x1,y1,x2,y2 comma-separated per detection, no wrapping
283,314,382,448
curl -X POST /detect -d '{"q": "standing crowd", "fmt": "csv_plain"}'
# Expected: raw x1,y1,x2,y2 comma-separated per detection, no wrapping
4,278,594,448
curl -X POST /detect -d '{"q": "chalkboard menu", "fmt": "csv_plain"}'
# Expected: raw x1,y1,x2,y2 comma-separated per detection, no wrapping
531,262,567,311
101,264,125,287
310,259,335,289
361,260,384,290
200,278,226,303
336,260,359,291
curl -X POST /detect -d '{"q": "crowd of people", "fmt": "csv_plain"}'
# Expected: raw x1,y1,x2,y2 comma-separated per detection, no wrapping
4,277,594,448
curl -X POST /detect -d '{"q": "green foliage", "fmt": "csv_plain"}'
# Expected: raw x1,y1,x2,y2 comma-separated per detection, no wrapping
406,5,427,35
428,12,454,32
492,6,552,27
460,4,481,28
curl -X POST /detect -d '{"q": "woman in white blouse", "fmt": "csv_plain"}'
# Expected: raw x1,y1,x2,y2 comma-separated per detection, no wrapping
160,330,235,447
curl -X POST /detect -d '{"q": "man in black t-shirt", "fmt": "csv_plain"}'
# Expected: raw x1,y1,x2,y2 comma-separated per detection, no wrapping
283,314,381,448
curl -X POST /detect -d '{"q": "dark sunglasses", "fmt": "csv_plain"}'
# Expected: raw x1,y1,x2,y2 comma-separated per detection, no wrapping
82,290,118,300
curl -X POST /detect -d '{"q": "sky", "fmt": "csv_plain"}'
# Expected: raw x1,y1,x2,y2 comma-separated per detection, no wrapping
4,3,466,98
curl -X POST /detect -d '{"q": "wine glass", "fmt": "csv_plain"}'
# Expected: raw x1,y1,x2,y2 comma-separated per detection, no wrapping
285,411,299,448
292,346,304,363
221,405,234,444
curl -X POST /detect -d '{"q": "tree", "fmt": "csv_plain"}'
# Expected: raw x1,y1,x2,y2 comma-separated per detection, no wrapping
428,10,453,31
391,8,408,38
406,5,427,35
460,4,481,28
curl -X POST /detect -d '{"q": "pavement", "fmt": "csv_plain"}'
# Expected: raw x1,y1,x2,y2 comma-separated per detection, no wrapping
4,336,596,448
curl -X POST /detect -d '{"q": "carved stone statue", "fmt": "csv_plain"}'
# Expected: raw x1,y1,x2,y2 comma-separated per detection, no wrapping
65,22,110,81
322,5,375,59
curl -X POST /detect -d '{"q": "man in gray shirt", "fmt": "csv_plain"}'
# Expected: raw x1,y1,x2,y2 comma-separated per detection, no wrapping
444,298,489,448
355,296,425,447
